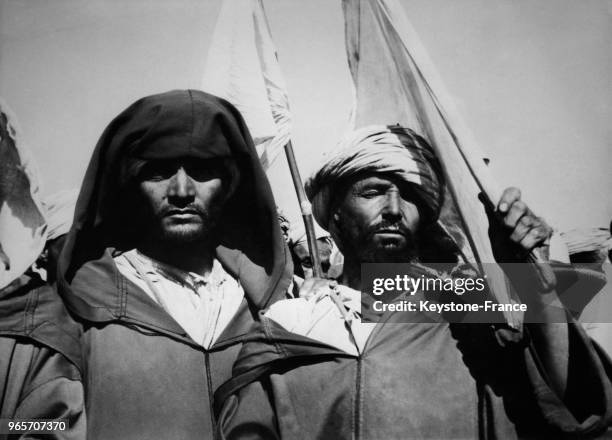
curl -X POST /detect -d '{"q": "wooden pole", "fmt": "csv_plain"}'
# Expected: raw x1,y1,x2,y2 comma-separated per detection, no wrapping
284,140,323,278
284,141,351,321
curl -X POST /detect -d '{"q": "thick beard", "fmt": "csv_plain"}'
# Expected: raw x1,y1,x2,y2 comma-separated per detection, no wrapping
158,213,219,246
335,223,420,264
359,236,420,263
159,224,209,244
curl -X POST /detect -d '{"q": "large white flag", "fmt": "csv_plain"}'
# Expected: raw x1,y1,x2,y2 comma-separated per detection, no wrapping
202,0,291,169
0,99,47,289
343,0,522,327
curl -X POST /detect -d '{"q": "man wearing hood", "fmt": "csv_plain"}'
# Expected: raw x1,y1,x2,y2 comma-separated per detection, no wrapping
0,102,84,439
57,90,292,439
216,125,612,439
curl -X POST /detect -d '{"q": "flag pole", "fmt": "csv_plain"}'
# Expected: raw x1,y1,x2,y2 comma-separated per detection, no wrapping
284,140,351,321
283,141,323,278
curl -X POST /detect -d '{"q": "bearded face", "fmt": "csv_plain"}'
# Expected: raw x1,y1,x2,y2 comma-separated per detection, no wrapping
329,174,422,264
129,158,235,246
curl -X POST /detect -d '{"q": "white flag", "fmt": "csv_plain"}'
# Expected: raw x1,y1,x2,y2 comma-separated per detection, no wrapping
202,0,291,169
0,99,47,289
343,0,522,327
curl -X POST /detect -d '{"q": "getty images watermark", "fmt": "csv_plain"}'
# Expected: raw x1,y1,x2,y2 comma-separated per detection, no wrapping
360,262,610,324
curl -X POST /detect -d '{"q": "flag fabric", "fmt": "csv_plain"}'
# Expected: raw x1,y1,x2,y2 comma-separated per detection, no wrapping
0,99,47,289
202,0,291,170
342,0,522,327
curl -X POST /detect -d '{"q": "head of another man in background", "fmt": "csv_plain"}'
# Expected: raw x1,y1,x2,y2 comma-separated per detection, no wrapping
305,125,445,266
289,223,334,278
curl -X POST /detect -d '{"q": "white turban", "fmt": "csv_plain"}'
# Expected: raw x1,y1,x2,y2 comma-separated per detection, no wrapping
42,189,79,241
288,220,331,249
305,125,444,229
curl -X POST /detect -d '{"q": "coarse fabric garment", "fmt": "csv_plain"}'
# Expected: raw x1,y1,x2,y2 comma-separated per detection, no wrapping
305,125,444,229
0,274,85,439
216,282,612,439
57,90,293,440
264,284,373,355
115,250,244,348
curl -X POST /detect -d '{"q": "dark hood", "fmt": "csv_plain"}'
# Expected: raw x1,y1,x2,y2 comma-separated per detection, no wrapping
58,90,292,323
0,274,82,371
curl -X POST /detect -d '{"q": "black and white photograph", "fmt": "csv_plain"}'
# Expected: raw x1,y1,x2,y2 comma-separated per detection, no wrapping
0,0,611,439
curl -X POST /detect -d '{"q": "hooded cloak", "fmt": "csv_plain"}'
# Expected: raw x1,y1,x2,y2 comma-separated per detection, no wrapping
55,90,292,440
59,89,292,314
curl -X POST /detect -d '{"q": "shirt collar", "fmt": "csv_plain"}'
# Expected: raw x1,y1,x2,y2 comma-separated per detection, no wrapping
132,250,228,290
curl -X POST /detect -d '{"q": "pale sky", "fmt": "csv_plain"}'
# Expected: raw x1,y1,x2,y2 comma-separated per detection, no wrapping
0,0,610,232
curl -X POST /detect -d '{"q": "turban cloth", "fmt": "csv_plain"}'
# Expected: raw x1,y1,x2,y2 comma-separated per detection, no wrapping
288,220,330,249
305,125,445,229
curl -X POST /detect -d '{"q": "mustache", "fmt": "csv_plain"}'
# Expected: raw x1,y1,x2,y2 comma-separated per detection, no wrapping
366,221,413,238
160,205,207,217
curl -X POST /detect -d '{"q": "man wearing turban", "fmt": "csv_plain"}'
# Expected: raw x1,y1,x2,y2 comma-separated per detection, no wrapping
216,125,612,439
288,220,336,279
57,90,292,439
308,125,444,229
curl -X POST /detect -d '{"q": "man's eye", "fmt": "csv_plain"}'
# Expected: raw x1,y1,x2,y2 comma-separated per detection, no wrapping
359,189,382,198
139,163,175,181
145,173,170,182
186,168,216,181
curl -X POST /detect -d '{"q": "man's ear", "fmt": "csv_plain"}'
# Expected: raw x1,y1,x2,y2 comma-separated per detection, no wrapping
327,209,350,259
328,210,342,237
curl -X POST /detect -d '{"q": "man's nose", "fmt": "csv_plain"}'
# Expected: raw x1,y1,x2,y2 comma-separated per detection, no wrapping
382,189,402,221
167,167,196,200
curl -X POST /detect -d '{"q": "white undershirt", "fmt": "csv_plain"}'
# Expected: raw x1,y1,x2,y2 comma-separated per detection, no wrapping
114,249,244,349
